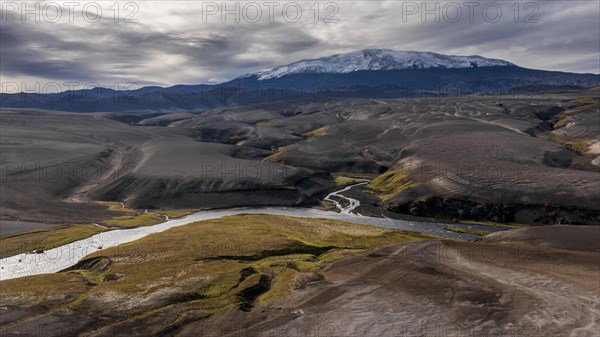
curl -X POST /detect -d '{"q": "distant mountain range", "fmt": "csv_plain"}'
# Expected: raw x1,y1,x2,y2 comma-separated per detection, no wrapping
2,49,598,112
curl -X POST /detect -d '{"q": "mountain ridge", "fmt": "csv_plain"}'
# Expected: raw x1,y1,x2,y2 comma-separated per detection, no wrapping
1,50,598,112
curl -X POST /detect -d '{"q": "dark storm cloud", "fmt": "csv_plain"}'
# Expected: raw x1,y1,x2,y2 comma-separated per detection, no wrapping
0,22,97,81
7,59,92,81
0,0,598,90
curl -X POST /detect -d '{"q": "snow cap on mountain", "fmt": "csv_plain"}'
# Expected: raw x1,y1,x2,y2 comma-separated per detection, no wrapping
251,49,515,80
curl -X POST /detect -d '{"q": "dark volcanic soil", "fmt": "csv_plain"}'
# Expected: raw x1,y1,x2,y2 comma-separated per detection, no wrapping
481,224,600,251
179,240,600,337
0,109,333,223
1,89,599,225
0,220,62,238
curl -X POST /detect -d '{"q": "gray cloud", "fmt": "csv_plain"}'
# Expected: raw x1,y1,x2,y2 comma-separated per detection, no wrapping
1,0,598,91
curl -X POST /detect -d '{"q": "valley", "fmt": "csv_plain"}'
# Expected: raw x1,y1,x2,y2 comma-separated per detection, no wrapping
2,90,598,227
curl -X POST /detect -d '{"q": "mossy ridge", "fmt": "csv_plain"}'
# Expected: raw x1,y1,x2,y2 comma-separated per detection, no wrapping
547,97,599,154
256,120,274,127
539,133,594,155
101,201,198,228
555,97,598,122
98,201,195,226
159,209,197,219
367,169,414,201
565,140,591,154
303,126,329,138
334,175,367,186
262,144,294,163
102,212,164,228
443,226,492,237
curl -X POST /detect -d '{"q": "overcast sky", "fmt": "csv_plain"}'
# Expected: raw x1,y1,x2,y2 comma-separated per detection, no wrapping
1,0,599,92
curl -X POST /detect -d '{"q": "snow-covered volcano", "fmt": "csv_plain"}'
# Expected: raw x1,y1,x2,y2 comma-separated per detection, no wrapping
251,49,516,80
3,49,597,112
